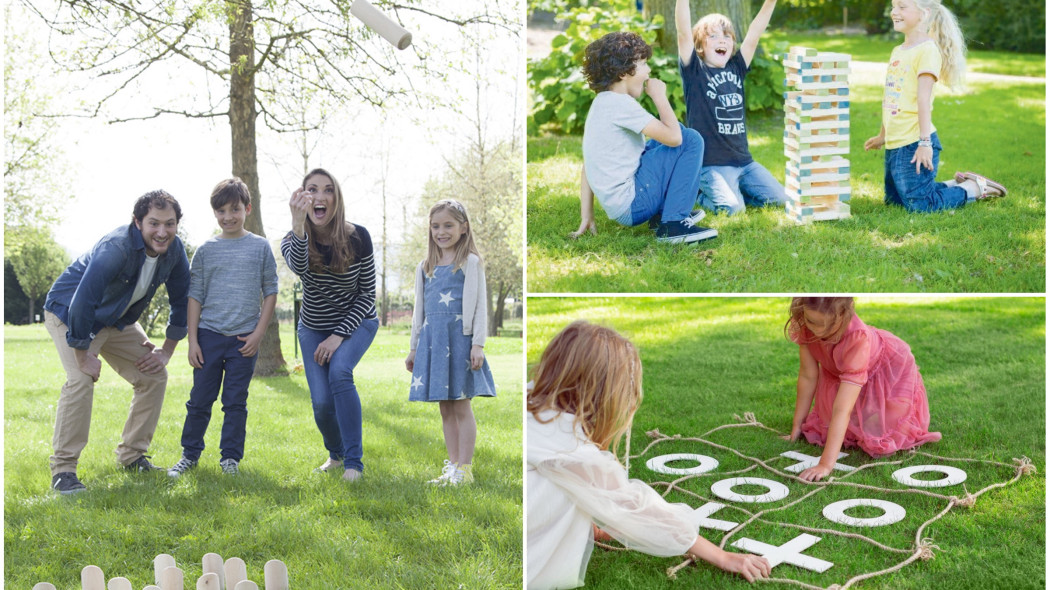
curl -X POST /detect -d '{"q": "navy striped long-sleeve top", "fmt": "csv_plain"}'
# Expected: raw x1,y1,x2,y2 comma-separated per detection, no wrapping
281,225,378,337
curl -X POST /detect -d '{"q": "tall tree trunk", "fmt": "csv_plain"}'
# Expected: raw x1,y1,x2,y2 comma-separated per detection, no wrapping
229,0,286,375
644,0,752,55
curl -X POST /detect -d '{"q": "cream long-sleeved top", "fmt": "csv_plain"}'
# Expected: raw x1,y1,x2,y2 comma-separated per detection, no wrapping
527,410,702,589
409,253,487,350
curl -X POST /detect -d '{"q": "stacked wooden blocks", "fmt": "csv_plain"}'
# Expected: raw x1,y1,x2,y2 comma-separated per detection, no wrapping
783,47,852,223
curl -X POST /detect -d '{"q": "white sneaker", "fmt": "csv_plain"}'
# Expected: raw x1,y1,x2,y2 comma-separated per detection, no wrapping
443,464,473,487
167,457,198,478
427,460,458,485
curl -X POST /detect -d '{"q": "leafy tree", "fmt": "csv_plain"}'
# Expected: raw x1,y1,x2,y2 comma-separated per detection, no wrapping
22,0,517,375
8,228,70,324
643,0,752,54
4,259,31,325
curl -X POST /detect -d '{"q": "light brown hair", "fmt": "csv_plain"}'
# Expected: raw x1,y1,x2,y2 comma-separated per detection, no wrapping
423,199,482,277
784,297,856,344
527,321,643,455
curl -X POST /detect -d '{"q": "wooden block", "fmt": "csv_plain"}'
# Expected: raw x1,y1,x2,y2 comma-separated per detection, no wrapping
33,584,58,590
225,558,248,589
196,572,221,590
154,555,177,586
160,567,183,590
264,560,290,590
107,579,133,590
233,582,259,590
144,587,161,590
201,553,224,588
81,566,106,590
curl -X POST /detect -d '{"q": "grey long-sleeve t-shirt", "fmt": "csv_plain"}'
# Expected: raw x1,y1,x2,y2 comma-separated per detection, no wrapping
189,232,279,336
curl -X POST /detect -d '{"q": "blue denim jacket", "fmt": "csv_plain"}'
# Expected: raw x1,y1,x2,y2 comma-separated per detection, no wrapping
44,223,190,349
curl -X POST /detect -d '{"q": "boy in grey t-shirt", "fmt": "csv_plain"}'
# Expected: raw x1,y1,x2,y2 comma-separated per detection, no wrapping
168,178,279,477
573,31,717,245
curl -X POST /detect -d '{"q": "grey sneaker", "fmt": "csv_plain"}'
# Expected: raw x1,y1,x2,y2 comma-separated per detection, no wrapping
124,455,163,472
51,472,86,495
220,458,239,475
167,457,198,478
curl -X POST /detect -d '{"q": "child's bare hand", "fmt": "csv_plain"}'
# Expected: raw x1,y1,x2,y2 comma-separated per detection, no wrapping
470,345,485,371
644,78,667,99
405,350,416,372
570,217,597,239
864,135,885,151
187,342,204,369
911,145,934,174
237,331,263,357
798,463,832,482
721,553,771,583
592,524,613,542
781,429,801,442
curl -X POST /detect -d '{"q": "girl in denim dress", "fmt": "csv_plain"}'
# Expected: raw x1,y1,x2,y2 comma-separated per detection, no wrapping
405,200,495,486
863,0,1006,211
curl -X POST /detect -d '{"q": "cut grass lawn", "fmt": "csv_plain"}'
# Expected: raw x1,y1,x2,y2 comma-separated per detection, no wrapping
5,323,523,589
527,52,1045,293
526,297,1044,590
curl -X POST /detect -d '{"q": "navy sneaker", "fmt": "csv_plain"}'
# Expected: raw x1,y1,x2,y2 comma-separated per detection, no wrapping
655,219,718,244
650,209,706,230
52,472,86,495
124,455,163,472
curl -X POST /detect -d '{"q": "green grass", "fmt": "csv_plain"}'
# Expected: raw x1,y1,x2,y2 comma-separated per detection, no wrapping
527,67,1045,292
5,323,523,589
527,297,1045,590
766,32,1046,78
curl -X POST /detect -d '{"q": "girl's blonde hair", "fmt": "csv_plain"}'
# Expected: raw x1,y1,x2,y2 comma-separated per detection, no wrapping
784,297,855,344
913,0,967,89
527,321,643,455
423,199,481,277
692,13,736,57
302,168,357,273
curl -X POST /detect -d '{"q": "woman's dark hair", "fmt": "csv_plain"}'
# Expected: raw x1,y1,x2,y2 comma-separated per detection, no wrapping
583,31,653,92
132,190,182,223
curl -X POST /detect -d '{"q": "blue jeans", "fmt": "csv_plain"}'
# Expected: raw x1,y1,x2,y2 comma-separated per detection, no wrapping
618,125,705,226
180,328,258,462
884,132,967,212
298,319,379,472
698,161,788,216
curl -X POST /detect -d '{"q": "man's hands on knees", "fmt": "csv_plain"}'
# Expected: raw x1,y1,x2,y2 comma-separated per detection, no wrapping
136,340,171,374
74,348,102,382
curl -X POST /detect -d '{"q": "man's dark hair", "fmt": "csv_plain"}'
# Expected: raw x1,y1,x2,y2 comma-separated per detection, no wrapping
583,32,653,92
210,177,252,210
132,190,182,223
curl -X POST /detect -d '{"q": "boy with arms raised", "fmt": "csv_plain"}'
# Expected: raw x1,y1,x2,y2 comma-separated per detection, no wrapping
168,178,278,477
676,0,788,215
573,31,717,245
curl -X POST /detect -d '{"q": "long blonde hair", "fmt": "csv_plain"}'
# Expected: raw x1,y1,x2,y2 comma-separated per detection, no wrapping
913,0,967,89
302,168,356,273
527,321,643,455
422,199,482,277
784,297,855,344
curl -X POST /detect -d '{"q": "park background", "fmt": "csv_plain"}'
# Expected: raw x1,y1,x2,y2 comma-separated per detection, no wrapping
526,0,1046,292
4,0,524,588
526,296,1045,589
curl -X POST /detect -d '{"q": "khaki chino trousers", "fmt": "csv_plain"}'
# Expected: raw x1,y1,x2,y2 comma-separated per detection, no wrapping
45,310,168,475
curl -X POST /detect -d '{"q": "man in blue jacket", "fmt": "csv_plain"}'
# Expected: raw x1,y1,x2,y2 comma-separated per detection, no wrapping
43,190,190,494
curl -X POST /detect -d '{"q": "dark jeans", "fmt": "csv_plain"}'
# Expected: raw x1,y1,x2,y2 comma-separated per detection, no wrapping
884,132,967,212
180,328,258,462
298,319,379,472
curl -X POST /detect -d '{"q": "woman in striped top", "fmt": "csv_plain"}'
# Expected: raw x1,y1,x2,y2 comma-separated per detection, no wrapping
282,168,379,483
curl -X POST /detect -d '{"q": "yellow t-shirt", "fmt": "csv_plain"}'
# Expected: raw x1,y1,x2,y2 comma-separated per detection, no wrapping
882,41,941,149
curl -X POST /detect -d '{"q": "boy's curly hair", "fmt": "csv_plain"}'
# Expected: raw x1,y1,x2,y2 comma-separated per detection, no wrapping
583,32,653,92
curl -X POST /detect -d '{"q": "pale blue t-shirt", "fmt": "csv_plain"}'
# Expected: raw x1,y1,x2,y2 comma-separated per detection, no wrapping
582,91,656,221
189,232,279,336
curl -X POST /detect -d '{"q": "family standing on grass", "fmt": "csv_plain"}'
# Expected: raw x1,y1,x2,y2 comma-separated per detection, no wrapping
44,171,496,495
572,0,1006,246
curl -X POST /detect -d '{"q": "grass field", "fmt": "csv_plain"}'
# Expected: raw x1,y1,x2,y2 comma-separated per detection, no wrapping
5,323,523,589
526,43,1045,293
526,297,1044,590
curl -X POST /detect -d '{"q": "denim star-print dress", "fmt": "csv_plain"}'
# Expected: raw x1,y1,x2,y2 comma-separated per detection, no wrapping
409,264,496,402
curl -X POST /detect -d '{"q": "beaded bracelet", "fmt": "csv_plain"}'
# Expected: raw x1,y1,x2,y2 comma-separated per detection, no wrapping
918,136,932,148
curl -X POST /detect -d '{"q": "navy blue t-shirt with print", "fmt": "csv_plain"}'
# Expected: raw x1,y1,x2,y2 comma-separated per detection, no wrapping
680,51,753,167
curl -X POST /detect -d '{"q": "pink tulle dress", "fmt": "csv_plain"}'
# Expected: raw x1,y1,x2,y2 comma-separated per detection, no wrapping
793,314,941,458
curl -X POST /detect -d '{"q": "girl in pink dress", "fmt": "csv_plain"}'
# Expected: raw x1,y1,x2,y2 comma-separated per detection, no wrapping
783,297,941,482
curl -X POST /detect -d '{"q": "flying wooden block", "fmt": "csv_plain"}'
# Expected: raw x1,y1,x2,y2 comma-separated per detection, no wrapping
264,560,290,590
81,566,106,590
350,0,412,49
107,578,133,590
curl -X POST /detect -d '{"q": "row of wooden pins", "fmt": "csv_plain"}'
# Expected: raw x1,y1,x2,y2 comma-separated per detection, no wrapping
32,553,288,590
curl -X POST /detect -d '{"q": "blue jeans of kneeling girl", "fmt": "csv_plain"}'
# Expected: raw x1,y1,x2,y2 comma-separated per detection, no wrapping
884,132,967,212
616,124,705,226
298,319,379,472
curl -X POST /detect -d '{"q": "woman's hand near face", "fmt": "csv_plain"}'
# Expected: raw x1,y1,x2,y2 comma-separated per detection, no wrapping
290,187,312,237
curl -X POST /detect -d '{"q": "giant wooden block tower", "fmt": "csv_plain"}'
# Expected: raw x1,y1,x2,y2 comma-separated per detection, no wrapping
783,47,852,223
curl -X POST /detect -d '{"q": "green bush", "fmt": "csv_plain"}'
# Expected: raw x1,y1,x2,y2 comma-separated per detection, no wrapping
528,4,786,135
